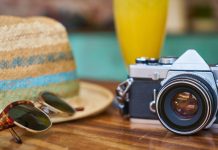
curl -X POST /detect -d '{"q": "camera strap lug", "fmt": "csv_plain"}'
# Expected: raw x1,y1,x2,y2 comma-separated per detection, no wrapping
116,78,133,103
114,78,133,118
149,89,157,113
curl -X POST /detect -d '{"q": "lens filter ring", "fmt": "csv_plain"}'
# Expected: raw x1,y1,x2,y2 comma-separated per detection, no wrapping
156,74,217,135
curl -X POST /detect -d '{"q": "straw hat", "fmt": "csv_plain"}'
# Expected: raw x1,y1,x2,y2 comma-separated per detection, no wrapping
0,16,113,123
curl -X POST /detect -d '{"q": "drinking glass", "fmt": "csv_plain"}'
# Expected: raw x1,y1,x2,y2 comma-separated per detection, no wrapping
114,0,169,65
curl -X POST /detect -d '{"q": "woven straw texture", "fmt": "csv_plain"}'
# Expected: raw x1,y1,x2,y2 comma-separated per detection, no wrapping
0,16,79,108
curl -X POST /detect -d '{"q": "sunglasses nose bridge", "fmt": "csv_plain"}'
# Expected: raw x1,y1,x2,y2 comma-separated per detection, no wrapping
33,99,60,116
39,91,78,115
38,103,58,115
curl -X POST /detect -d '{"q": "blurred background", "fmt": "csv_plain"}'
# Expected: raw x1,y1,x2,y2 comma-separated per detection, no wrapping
1,0,218,81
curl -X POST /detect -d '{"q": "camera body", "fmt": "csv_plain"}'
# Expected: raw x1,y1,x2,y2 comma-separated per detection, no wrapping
116,50,218,135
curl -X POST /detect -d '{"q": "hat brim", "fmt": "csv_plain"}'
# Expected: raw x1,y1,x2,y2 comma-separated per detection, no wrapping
50,81,113,123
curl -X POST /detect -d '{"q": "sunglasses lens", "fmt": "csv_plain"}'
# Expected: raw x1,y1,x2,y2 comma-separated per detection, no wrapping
8,104,51,131
41,92,75,114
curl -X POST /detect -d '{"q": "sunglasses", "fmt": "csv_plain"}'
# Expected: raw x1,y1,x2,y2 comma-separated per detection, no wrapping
0,91,83,144
35,91,84,116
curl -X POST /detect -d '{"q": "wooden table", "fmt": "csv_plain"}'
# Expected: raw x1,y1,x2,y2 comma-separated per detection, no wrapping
1,80,218,150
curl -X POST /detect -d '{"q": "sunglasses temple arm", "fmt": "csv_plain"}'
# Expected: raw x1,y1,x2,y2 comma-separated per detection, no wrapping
9,127,22,144
75,107,84,111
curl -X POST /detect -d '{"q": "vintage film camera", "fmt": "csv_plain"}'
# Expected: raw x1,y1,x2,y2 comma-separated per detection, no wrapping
115,50,218,135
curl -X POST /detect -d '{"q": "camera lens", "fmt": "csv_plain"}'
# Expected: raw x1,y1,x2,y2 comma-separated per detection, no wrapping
156,74,217,135
172,92,198,119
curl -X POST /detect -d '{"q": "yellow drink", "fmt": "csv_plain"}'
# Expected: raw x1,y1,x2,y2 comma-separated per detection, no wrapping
114,0,168,65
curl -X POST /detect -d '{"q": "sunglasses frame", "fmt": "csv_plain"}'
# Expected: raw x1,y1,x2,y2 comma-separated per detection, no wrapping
0,100,52,144
0,101,29,131
35,91,76,116
13,102,52,133
0,100,52,132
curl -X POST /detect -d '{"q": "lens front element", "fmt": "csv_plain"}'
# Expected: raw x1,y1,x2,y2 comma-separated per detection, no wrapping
172,92,198,119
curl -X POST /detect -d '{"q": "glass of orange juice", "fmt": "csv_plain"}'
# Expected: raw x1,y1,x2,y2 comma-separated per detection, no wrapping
113,0,169,65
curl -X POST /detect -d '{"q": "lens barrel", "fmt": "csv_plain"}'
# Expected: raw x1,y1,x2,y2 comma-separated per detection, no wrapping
156,74,217,135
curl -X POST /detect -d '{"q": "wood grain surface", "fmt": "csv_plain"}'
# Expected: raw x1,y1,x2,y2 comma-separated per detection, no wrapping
0,80,218,150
